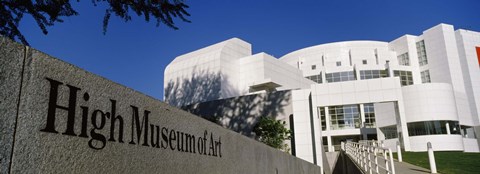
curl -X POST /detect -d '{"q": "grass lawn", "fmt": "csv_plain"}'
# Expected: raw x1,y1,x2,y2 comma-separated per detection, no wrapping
393,151,480,174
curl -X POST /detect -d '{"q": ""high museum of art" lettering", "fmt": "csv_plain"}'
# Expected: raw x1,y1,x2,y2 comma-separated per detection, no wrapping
40,78,222,158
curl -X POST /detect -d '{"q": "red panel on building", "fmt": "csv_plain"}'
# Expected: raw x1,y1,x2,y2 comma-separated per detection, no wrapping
477,47,480,67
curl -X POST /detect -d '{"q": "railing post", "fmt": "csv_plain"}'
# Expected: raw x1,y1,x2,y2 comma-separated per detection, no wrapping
374,149,379,174
368,146,372,174
427,142,437,173
396,141,402,162
384,150,390,173
388,149,395,174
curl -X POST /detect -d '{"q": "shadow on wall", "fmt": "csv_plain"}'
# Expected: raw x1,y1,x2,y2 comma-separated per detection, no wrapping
182,91,292,138
164,70,222,107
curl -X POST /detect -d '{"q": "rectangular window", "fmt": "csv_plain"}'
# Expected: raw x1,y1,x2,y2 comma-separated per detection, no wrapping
318,107,326,131
374,49,379,65
362,60,367,65
380,126,398,139
393,70,413,86
326,71,355,83
416,40,429,66
336,61,341,66
421,70,431,83
329,105,361,130
397,52,410,66
359,70,388,80
311,65,316,70
306,74,322,83
364,103,376,128
407,121,460,136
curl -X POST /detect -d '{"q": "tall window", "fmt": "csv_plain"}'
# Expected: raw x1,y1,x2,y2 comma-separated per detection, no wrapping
306,74,322,83
393,70,413,86
416,40,428,66
364,103,376,128
326,71,356,83
359,70,388,80
329,105,361,130
318,107,326,131
421,70,431,83
397,52,410,66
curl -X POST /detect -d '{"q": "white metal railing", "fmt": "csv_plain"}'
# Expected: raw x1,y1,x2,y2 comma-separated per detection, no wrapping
358,140,383,147
343,141,395,174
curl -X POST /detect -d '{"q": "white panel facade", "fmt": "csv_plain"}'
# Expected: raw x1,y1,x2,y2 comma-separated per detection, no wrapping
165,23,480,167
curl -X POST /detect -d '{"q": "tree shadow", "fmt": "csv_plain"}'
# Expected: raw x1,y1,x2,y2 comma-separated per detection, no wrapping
182,90,291,139
164,69,222,107
165,70,292,140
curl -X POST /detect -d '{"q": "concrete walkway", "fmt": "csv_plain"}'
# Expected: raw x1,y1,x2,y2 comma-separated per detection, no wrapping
394,160,432,174
354,154,433,174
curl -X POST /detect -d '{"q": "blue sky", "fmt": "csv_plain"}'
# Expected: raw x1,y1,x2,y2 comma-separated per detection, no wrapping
18,0,480,100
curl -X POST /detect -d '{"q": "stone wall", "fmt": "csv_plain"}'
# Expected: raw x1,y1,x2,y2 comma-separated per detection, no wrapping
0,37,322,174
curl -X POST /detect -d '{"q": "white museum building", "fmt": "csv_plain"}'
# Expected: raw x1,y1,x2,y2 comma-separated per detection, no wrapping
164,24,480,165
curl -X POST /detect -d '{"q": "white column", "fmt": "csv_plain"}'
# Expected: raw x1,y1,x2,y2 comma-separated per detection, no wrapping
446,122,451,135
327,136,333,152
325,106,331,131
360,104,367,140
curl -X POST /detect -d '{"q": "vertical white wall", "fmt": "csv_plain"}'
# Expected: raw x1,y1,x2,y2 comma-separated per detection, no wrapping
455,30,480,126
422,24,473,126
291,89,316,164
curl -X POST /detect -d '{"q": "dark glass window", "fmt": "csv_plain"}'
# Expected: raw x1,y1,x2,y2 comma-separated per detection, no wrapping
421,70,431,83
393,70,413,86
364,103,376,128
360,70,388,80
318,107,326,131
306,74,322,83
407,120,461,136
416,40,428,66
380,125,398,139
326,71,356,83
329,105,361,130
397,52,410,66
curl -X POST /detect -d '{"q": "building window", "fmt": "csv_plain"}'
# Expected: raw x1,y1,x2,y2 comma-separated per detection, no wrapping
380,126,398,139
362,60,367,65
421,70,431,83
397,52,410,66
461,125,477,138
329,105,361,130
326,71,356,83
359,70,388,80
336,61,341,66
407,120,460,136
306,74,322,84
393,70,413,86
318,107,326,131
416,40,428,66
364,103,376,128
311,65,316,70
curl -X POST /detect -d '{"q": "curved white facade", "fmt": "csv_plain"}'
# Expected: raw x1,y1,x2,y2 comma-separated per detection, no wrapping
164,24,480,167
402,83,459,122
